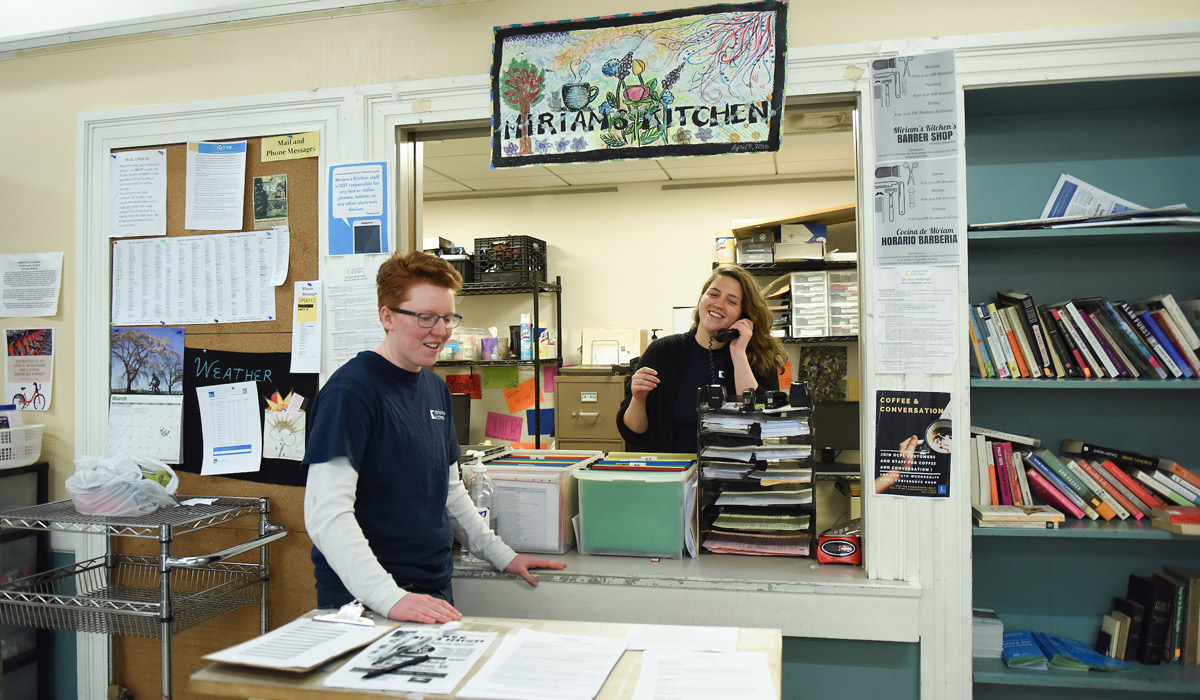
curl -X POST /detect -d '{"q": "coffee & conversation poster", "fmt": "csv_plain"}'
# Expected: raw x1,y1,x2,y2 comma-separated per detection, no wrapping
490,1,787,168
874,390,952,498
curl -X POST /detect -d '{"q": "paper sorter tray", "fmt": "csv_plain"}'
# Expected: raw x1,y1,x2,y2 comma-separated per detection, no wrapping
0,554,264,637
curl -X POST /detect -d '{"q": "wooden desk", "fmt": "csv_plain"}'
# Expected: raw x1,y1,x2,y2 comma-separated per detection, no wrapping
190,616,781,699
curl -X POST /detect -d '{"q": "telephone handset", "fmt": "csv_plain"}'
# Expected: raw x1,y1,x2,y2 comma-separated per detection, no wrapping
713,327,739,343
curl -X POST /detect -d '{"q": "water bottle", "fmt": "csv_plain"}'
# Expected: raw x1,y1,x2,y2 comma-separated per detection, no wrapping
462,464,494,564
469,464,494,530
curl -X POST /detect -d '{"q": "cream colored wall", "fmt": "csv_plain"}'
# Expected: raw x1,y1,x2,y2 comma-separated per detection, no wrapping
2,0,1198,497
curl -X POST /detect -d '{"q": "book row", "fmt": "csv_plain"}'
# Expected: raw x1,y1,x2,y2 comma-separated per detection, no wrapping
967,290,1200,380
1097,567,1200,667
969,429,1200,527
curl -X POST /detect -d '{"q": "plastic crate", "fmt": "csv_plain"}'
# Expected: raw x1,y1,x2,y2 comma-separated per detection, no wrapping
443,254,474,283
470,449,601,554
0,425,43,470
575,462,696,558
473,235,547,284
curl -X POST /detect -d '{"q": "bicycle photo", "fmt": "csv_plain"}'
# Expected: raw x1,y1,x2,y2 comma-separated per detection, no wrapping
12,382,46,410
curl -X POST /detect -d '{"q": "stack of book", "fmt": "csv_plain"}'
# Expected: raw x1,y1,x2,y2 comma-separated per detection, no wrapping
1002,630,1135,671
1110,567,1200,666
967,290,1200,380
970,428,1200,523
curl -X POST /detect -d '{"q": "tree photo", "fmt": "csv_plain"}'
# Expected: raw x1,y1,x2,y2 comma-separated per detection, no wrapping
110,327,185,394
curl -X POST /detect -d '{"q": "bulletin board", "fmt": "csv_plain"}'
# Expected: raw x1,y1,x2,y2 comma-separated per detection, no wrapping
109,136,320,700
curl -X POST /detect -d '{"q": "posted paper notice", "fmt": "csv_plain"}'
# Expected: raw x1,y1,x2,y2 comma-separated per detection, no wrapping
872,266,957,375
291,280,321,374
109,149,167,238
0,253,63,317
196,380,262,475
327,162,390,256
185,141,247,231
4,328,54,411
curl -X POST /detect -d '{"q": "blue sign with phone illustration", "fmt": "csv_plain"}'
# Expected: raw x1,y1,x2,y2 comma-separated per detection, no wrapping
327,161,390,256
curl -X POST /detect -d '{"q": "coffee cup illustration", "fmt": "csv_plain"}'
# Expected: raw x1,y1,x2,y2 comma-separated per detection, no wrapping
562,82,599,110
924,419,952,454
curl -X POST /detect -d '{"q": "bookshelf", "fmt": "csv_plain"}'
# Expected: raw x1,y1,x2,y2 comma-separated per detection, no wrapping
966,76,1200,698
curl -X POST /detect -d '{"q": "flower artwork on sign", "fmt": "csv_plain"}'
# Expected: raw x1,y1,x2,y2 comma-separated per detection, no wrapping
490,1,787,167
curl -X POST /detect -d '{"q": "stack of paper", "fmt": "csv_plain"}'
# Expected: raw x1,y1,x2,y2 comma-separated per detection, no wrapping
457,628,629,700
972,608,1004,658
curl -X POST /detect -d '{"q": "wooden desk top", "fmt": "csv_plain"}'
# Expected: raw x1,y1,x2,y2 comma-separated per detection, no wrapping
191,616,781,700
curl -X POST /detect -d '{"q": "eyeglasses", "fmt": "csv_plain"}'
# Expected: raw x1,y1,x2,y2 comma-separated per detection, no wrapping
390,307,463,329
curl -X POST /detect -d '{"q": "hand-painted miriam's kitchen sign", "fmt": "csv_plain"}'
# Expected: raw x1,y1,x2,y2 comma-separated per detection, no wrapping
490,1,787,168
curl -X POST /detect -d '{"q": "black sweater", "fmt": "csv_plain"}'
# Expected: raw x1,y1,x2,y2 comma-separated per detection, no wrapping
615,332,777,452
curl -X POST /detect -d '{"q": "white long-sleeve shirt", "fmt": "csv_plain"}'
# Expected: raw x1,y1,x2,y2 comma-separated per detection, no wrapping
304,456,517,615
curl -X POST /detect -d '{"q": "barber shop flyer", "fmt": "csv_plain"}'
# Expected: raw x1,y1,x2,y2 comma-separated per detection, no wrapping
874,390,952,497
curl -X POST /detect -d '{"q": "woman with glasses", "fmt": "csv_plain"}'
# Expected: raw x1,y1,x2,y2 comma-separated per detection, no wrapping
304,251,564,624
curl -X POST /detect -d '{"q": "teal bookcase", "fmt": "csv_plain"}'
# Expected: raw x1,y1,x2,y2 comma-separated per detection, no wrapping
966,76,1200,698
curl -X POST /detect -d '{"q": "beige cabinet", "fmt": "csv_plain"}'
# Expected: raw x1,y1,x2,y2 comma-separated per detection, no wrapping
555,374,625,452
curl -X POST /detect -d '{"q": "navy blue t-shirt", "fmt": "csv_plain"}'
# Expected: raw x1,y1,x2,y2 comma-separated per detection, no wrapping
304,351,461,606
669,341,731,452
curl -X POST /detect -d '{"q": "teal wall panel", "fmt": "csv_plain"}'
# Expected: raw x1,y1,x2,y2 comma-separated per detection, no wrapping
782,637,919,700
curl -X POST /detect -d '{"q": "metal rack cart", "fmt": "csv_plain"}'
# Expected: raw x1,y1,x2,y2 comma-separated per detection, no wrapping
0,497,286,699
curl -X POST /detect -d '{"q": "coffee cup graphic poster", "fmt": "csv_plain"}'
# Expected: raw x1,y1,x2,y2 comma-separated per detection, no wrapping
874,389,952,497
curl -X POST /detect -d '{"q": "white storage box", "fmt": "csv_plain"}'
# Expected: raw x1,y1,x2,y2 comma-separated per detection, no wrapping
790,271,829,337
827,269,859,335
474,450,602,554
0,425,43,470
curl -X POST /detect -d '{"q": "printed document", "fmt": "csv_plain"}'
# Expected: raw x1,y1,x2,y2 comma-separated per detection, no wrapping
111,232,275,326
266,225,290,285
204,615,392,672
290,280,321,373
323,626,496,696
185,140,247,230
109,149,166,238
872,265,957,374
458,628,628,700
0,253,63,317
196,380,261,475
631,650,775,700
326,263,384,365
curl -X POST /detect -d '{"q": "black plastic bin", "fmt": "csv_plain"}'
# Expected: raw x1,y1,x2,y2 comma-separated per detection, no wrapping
473,235,547,284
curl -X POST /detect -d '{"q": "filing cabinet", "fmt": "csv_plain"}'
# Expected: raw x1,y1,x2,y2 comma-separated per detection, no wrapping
554,374,625,452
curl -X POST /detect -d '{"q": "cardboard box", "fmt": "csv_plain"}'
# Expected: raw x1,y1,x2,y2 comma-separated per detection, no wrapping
774,241,825,261
422,236,453,253
780,223,827,242
580,328,648,365
736,241,774,264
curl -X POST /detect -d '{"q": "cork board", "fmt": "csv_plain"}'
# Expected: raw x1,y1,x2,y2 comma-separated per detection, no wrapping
110,137,319,699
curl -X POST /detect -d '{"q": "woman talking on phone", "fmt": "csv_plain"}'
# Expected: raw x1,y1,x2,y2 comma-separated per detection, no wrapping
617,264,787,453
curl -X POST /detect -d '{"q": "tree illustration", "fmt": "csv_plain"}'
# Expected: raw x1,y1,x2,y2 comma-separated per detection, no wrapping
111,329,170,392
500,59,545,156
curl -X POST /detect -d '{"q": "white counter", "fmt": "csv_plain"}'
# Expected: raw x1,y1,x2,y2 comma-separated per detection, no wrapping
452,550,920,642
